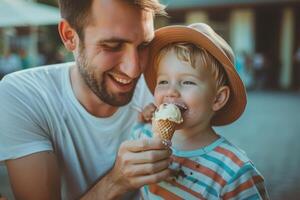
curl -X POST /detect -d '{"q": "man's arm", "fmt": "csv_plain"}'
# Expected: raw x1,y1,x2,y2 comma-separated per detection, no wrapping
81,138,172,200
6,151,61,200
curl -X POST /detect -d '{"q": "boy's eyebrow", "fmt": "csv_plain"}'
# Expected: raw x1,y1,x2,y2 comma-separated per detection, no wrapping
158,72,199,77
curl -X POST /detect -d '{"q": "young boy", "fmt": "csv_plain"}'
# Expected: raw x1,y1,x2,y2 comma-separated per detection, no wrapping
132,23,269,199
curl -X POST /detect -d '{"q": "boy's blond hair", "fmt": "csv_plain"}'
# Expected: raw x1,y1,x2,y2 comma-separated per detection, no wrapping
154,24,234,89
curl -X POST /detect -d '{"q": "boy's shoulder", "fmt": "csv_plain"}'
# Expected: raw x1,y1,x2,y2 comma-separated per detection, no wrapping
206,137,255,179
214,138,252,166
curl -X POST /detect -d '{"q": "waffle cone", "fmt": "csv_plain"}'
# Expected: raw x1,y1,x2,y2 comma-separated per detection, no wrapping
153,119,176,141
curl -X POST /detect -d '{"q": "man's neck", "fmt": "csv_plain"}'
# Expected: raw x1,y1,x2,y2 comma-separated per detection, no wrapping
70,65,118,118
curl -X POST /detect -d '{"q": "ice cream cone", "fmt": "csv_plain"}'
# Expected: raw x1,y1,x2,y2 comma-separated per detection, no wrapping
153,119,177,141
152,103,183,145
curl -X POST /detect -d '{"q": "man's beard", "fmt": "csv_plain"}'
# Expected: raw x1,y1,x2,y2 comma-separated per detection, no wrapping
76,44,137,107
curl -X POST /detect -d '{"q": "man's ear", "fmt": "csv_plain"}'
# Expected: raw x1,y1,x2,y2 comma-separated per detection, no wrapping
212,86,230,112
58,19,77,51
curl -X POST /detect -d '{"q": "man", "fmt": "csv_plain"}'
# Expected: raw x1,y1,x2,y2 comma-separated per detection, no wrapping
0,0,171,199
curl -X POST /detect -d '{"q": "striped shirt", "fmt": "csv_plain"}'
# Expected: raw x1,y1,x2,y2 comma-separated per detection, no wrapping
131,123,269,200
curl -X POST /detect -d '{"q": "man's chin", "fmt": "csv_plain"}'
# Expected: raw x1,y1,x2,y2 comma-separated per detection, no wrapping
101,92,134,107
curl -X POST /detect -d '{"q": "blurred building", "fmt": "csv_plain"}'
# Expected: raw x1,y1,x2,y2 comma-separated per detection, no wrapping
157,0,300,90
0,0,62,71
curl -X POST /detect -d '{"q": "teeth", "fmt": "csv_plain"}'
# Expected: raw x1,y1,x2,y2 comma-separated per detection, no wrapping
114,77,131,84
110,73,132,84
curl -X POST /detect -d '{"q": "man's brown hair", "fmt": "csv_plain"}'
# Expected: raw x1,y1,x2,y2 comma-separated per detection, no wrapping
58,0,166,40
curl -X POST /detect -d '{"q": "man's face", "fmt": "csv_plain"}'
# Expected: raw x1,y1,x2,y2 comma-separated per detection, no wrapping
75,0,154,106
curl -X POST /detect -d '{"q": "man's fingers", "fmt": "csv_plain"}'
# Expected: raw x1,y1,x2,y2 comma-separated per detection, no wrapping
113,138,172,191
123,159,170,177
118,148,171,166
130,149,171,164
131,168,171,188
121,138,168,152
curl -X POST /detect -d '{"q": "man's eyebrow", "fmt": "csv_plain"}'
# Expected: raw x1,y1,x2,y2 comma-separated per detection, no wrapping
96,38,153,47
97,38,130,44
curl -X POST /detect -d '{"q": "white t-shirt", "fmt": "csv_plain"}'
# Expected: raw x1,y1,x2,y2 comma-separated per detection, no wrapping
0,62,153,199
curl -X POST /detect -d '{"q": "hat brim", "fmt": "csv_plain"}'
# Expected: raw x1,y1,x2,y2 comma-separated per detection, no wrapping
144,25,247,126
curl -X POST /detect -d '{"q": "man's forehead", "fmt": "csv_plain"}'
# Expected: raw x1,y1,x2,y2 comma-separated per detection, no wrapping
84,11,154,44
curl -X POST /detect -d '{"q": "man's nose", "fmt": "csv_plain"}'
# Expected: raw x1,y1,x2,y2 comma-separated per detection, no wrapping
121,47,141,79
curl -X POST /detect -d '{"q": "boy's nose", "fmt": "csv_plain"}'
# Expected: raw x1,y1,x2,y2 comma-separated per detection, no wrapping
166,84,180,98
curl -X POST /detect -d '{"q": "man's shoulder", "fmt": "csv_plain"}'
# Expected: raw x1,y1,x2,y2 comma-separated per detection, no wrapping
5,62,72,80
0,62,74,107
1,62,73,92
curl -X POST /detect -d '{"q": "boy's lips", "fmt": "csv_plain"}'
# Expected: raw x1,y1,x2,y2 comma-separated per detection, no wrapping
164,102,188,114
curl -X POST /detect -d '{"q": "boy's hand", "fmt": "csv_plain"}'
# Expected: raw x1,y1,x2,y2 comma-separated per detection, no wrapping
138,103,157,123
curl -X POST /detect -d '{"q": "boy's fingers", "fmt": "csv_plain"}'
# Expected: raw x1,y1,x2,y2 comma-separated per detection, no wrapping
143,103,157,121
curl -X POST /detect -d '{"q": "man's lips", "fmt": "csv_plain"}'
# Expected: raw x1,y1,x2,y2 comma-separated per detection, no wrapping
108,72,133,85
107,72,135,92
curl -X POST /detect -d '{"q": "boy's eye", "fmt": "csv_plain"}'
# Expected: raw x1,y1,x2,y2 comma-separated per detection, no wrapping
158,80,168,85
183,81,196,85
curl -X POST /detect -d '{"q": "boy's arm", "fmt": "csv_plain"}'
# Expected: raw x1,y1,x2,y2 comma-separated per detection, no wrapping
221,162,269,200
6,151,61,200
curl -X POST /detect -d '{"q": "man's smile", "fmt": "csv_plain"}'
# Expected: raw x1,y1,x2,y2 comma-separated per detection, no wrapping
106,71,136,93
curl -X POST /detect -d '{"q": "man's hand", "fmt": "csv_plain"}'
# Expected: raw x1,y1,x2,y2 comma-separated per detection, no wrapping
82,138,171,200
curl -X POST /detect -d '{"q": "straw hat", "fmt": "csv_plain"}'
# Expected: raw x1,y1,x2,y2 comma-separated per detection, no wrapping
144,23,247,126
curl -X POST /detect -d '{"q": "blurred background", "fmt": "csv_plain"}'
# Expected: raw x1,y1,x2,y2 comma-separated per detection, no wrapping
0,0,300,199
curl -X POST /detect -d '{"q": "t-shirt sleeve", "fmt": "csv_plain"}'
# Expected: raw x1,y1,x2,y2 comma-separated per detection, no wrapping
0,75,53,162
221,162,270,200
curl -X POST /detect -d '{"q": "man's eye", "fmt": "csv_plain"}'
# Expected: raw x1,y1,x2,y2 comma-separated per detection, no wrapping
102,43,123,51
183,81,196,85
158,80,168,85
138,42,150,51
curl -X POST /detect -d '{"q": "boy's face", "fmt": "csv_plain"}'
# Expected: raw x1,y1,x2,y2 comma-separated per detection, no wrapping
154,50,218,128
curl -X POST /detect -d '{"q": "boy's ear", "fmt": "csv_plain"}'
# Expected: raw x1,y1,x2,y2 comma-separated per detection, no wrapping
212,86,230,112
58,19,78,51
